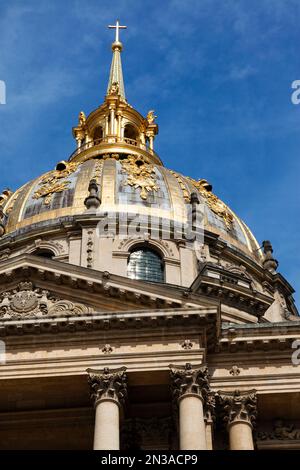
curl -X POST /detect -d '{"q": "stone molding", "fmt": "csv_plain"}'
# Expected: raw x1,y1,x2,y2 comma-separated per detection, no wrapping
87,366,128,407
217,389,257,429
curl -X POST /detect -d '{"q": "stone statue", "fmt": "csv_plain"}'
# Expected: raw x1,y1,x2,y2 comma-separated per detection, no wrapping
146,110,157,124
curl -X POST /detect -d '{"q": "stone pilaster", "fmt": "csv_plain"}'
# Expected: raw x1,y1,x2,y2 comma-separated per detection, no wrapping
169,363,210,450
87,366,127,450
204,392,216,450
217,389,257,450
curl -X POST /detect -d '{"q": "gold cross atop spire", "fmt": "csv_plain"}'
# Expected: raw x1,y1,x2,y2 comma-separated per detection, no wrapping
108,19,127,43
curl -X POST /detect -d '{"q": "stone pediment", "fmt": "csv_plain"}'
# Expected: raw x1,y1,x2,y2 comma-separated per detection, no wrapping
0,255,220,339
0,280,94,320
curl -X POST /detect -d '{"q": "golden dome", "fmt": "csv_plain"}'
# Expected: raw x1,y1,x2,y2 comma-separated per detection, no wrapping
0,22,262,265
1,154,262,262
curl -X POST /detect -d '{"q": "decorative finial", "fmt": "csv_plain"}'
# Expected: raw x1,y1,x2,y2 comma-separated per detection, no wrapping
262,240,278,273
84,179,101,211
106,20,127,101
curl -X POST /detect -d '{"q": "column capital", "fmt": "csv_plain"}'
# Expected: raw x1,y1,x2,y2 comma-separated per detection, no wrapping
217,389,257,429
169,362,210,404
87,366,128,408
204,391,216,424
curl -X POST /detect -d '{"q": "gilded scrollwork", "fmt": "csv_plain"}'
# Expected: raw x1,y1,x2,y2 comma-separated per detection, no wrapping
33,162,80,205
120,155,159,200
169,170,190,202
187,177,234,230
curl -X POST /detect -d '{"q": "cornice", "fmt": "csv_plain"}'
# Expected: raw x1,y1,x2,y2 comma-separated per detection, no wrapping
190,262,274,317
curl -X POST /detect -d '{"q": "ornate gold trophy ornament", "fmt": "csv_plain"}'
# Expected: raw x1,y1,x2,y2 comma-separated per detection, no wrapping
188,177,234,229
33,162,80,206
120,155,159,200
146,110,157,124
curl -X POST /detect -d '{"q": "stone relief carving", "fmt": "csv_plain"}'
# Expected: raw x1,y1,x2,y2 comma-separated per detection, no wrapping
116,237,174,258
121,417,173,450
86,229,94,268
258,420,300,440
26,238,65,257
229,365,241,376
181,339,193,350
0,282,93,319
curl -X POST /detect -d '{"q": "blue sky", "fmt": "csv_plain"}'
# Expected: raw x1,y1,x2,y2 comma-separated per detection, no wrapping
0,0,299,305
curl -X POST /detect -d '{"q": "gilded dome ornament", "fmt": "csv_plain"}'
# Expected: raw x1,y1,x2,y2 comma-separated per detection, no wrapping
78,111,86,127
33,161,80,206
146,110,157,124
188,177,234,230
120,155,159,200
169,170,190,202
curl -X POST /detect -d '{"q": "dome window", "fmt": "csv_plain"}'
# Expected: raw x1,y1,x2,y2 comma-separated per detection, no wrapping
32,248,55,259
124,124,138,142
127,247,164,282
93,126,103,143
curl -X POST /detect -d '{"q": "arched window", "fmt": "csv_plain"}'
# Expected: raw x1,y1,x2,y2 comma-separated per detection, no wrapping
124,124,138,141
93,126,103,142
33,248,55,259
127,247,164,282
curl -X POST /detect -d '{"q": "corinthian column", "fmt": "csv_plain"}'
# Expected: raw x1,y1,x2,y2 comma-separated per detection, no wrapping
87,366,127,450
218,390,257,450
169,363,210,450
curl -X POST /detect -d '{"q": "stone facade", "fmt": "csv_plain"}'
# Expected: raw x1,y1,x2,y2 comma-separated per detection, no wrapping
0,24,299,450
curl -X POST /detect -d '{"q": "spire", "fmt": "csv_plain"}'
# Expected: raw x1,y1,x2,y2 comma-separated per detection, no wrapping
107,20,127,101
